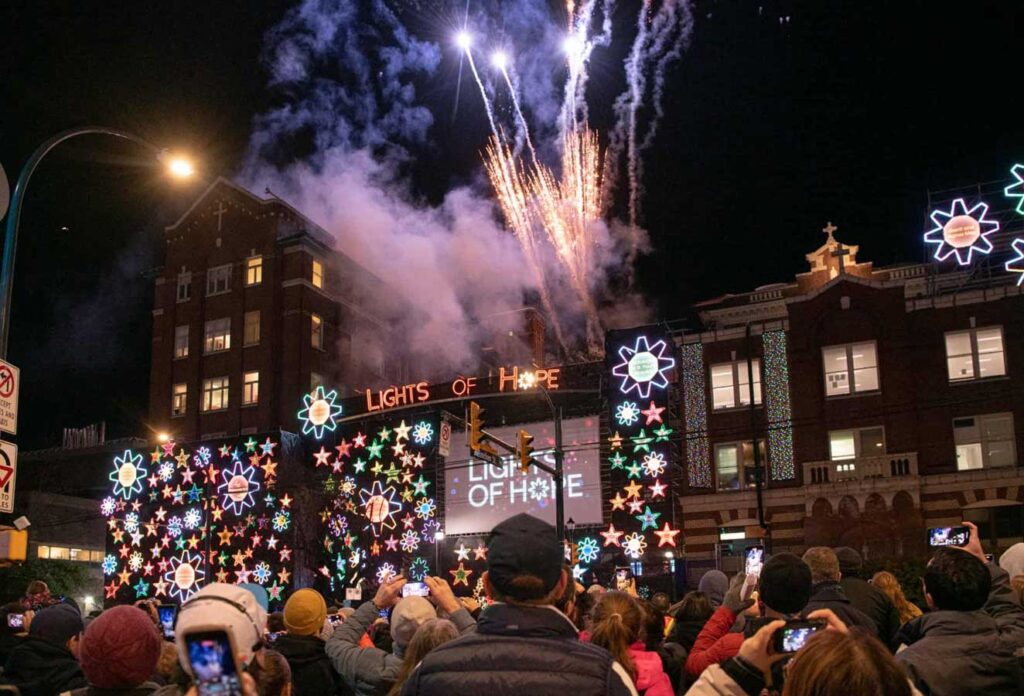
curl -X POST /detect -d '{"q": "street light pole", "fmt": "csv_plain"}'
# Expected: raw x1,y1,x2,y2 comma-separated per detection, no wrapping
535,385,565,540
0,126,192,358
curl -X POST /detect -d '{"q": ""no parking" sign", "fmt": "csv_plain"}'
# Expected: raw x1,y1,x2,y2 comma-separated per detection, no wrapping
0,358,18,436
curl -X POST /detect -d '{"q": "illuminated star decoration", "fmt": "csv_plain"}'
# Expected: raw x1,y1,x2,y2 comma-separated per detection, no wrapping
635,505,661,531
1006,238,1024,285
615,401,641,426
609,451,627,470
216,460,261,516
297,385,343,439
601,524,624,547
110,450,147,500
611,335,676,399
164,551,206,602
411,421,434,445
450,562,473,587
1005,163,1024,215
924,197,999,266
640,401,665,425
359,481,403,536
654,522,680,547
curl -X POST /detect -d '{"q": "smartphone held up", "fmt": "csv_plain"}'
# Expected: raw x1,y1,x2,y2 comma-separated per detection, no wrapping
928,525,970,547
773,619,826,653
186,629,243,696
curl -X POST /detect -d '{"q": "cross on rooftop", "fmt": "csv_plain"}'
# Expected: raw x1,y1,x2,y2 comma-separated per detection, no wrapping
213,201,228,231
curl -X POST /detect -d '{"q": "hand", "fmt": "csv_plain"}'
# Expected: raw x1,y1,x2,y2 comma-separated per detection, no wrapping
805,609,848,634
724,572,755,614
373,575,407,609
424,576,461,614
960,521,987,563
736,619,787,678
459,596,480,614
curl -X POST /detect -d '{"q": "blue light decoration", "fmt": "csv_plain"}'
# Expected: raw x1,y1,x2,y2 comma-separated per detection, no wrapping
924,197,999,266
1005,238,1024,285
763,330,795,480
577,537,600,564
611,335,676,399
615,401,641,426
1005,164,1024,216
217,461,261,515
298,385,344,439
412,421,434,445
680,342,711,488
110,450,147,500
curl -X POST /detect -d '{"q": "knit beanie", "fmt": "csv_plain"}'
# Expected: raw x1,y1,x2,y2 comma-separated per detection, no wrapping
834,547,864,578
390,596,436,652
29,603,83,646
284,588,327,636
79,605,162,689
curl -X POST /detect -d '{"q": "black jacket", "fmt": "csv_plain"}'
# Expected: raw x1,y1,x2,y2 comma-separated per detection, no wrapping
1,635,86,696
399,603,637,696
840,576,900,648
667,619,704,654
803,582,878,636
66,681,163,696
273,633,349,696
895,563,1024,696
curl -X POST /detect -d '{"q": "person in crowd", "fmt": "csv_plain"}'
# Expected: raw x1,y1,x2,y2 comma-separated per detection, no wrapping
327,574,475,696
685,554,812,680
369,620,394,652
684,610,922,696
650,593,673,637
870,571,923,625
173,583,268,684
588,592,673,696
640,599,685,694
267,611,287,636
998,540,1024,580
0,602,28,665
2,602,85,695
894,521,1024,695
398,513,638,696
239,583,270,614
668,592,713,654
20,580,57,612
385,619,458,696
555,564,579,621
833,547,899,646
1012,574,1024,605
801,547,876,635
573,587,598,634
154,642,181,686
67,605,163,695
248,649,293,696
274,588,344,695
697,571,728,609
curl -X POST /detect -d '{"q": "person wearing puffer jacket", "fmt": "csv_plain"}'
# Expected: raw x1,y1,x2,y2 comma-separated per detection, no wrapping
589,592,673,696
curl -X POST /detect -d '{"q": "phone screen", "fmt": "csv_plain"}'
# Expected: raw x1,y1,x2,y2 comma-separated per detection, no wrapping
186,631,242,696
745,546,764,578
265,630,285,643
6,613,24,629
401,582,430,598
778,625,820,653
157,605,177,639
928,526,970,547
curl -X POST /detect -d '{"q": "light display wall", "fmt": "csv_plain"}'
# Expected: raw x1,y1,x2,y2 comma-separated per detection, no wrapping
763,330,795,481
681,342,711,489
101,436,295,607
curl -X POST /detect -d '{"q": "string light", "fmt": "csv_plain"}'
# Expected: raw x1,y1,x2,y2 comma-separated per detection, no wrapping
764,330,795,480
681,343,711,488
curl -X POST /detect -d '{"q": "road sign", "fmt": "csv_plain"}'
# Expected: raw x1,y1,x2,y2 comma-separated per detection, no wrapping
0,440,16,513
0,359,18,435
439,420,451,458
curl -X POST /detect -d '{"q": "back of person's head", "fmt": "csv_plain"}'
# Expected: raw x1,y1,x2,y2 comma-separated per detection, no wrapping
676,591,713,624
590,592,643,681
484,513,565,604
25,580,48,597
638,600,664,651
267,611,286,633
386,619,459,696
650,592,671,614
833,546,863,579
248,649,292,696
783,630,911,696
573,587,597,630
999,542,1024,579
175,582,268,672
390,596,436,655
759,553,812,615
156,640,180,682
924,547,991,611
802,547,841,584
555,564,578,616
338,607,356,620
79,605,162,689
238,583,270,613
284,588,327,637
29,602,83,649
371,620,394,652
697,570,728,606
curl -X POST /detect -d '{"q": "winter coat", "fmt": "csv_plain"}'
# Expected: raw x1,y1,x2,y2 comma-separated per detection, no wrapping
274,632,349,696
399,602,638,696
64,681,163,696
684,606,743,679
895,563,1024,696
802,581,878,636
629,643,674,696
326,601,475,696
668,618,705,654
839,576,900,647
1,635,87,696
682,660,926,696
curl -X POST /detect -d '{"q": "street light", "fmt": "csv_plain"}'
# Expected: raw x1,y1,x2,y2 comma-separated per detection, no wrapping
0,126,195,358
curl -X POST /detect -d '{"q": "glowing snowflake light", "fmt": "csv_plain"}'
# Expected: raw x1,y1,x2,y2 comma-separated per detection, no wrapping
376,563,397,584
167,516,183,538
100,497,116,517
615,401,641,426
529,478,550,502
102,555,118,575
414,497,437,520
217,461,261,516
1006,238,1024,285
642,452,667,477
123,512,140,533
400,529,421,552
253,562,272,585
924,197,998,266
359,481,403,535
183,508,203,530
298,385,343,439
577,537,600,564
611,335,676,398
412,421,434,445
158,461,175,481
110,450,147,500
272,510,291,533
164,551,206,602
128,551,143,572
623,532,648,560
409,557,430,582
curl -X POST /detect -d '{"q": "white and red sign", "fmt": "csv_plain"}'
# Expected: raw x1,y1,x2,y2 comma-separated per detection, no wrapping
0,440,17,514
0,359,18,435
439,420,452,458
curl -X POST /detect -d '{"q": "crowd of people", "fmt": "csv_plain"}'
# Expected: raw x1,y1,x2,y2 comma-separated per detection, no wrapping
0,516,1022,695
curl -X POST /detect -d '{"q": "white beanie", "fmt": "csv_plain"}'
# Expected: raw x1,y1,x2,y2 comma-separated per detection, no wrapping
175,583,267,673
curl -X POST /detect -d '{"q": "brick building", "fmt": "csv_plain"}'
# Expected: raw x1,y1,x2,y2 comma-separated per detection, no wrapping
677,223,1024,574
149,178,402,442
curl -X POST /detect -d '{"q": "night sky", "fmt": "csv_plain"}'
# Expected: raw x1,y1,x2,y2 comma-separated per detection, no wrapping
1,0,1021,448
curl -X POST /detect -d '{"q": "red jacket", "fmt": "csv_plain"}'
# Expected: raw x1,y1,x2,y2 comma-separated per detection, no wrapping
684,605,744,678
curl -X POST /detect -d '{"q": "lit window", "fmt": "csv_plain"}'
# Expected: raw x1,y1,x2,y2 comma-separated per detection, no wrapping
204,317,231,353
311,313,323,349
311,371,324,390
955,413,1016,471
312,258,324,289
710,360,762,410
37,545,49,559
945,327,1006,382
174,325,189,359
828,427,884,461
822,342,878,396
172,383,188,417
243,371,260,406
202,376,230,412
176,272,192,302
206,264,232,295
246,256,263,286
714,440,767,491
48,546,70,560
243,311,260,346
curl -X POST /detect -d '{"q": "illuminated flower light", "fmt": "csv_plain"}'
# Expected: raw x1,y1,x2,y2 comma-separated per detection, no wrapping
681,342,711,488
128,551,143,572
158,461,175,481
611,335,676,399
622,533,647,560
517,371,537,390
340,476,357,496
1006,238,1024,285
615,401,641,426
298,385,343,439
529,478,550,502
642,452,667,477
764,331,795,480
1005,164,1024,216
102,555,118,575
376,563,397,584
183,508,203,530
412,421,434,445
421,519,441,543
217,460,261,516
359,481,403,536
253,562,272,585
167,516,183,538
110,450,147,500
164,551,206,602
924,197,998,266
414,497,437,520
272,510,291,533
100,497,116,517
193,447,212,468
577,537,600,564
400,529,421,553
124,512,140,534
408,557,430,582
328,515,349,538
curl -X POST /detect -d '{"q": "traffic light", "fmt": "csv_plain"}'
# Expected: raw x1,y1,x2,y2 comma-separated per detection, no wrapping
468,402,497,456
517,429,535,473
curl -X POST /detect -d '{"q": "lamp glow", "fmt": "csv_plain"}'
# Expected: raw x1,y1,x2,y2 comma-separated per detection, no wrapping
164,155,195,179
